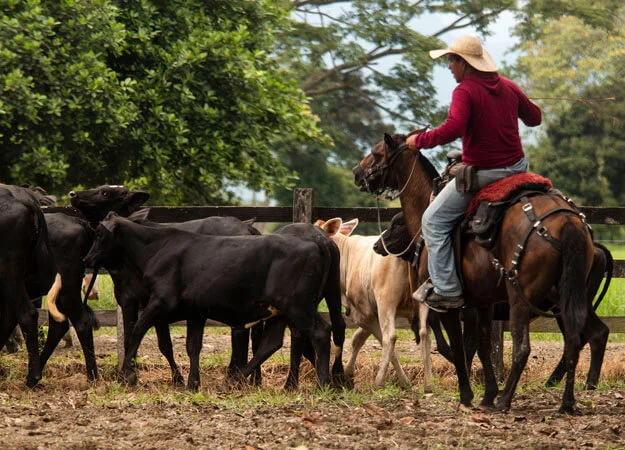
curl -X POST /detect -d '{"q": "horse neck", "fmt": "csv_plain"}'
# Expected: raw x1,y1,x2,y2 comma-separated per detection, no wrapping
395,153,433,238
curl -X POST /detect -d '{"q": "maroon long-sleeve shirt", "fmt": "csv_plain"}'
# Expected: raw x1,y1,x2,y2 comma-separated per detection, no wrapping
413,72,542,170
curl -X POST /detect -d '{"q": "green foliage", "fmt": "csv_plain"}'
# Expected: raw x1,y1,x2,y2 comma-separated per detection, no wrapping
0,0,324,204
514,7,625,209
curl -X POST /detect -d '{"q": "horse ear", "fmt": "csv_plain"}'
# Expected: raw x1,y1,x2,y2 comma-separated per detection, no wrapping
384,133,394,149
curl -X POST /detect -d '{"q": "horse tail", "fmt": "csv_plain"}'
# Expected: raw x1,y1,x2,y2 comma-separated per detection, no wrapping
560,221,590,333
591,241,613,312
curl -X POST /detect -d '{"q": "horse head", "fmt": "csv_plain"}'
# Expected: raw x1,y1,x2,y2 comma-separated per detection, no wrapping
352,133,410,195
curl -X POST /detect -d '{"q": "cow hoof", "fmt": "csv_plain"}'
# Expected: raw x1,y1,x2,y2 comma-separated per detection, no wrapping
25,375,42,388
172,374,185,387
495,400,510,412
558,405,582,416
583,382,597,391
123,372,138,386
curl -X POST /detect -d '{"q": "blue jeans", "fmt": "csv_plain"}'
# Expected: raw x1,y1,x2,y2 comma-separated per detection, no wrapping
421,157,530,296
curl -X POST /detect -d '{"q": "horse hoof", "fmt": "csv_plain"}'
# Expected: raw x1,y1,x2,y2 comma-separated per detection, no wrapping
186,381,200,392
496,400,510,412
545,378,559,388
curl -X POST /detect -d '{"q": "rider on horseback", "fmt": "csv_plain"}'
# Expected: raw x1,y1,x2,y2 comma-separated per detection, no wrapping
406,35,542,310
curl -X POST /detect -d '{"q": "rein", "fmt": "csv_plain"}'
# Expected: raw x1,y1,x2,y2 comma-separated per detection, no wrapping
365,143,419,202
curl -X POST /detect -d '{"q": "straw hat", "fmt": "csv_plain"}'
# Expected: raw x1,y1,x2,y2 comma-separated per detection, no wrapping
429,35,497,73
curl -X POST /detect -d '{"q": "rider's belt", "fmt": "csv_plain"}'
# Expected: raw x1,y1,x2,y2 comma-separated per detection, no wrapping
455,164,479,195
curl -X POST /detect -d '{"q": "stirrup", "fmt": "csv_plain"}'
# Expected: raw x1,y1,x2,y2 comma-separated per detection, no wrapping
413,279,434,303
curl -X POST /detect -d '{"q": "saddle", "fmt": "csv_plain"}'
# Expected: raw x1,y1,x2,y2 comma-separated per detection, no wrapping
433,152,554,290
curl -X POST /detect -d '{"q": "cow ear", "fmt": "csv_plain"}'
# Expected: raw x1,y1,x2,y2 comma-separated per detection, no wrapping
242,217,256,226
339,218,359,236
318,218,342,237
127,207,151,223
125,190,151,212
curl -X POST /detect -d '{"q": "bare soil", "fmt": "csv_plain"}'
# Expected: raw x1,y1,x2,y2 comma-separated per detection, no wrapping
0,332,624,449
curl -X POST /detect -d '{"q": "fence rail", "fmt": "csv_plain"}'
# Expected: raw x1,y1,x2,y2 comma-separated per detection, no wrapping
43,189,625,375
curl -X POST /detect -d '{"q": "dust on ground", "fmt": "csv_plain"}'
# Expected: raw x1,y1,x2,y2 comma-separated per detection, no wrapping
0,331,624,449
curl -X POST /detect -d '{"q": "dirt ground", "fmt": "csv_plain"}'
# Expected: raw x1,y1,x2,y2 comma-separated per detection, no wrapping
0,331,624,450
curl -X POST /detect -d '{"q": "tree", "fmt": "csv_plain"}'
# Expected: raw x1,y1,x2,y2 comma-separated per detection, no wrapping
512,5,625,207
0,0,324,205
271,1,619,208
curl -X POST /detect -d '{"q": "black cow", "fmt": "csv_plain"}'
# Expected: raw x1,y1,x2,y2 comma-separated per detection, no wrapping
0,185,57,386
84,213,333,390
271,223,346,389
27,185,150,383
110,208,265,386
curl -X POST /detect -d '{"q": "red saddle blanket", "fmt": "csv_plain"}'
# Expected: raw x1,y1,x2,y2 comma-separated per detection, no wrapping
466,173,552,217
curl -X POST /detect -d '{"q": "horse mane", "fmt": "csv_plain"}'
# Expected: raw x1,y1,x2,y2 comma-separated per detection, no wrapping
392,134,440,181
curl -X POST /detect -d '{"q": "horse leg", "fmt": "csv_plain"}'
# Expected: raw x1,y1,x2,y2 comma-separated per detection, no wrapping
461,308,479,375
496,302,531,412
425,312,453,364
582,312,609,390
345,326,371,382
545,315,569,387
440,309,473,407
475,306,498,407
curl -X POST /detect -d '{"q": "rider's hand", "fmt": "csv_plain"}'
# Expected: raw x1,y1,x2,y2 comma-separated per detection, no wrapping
406,134,418,150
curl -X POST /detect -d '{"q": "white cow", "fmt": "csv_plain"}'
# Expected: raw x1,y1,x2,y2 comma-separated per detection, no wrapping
317,218,432,391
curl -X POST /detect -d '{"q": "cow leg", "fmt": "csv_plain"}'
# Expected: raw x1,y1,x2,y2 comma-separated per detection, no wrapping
4,282,42,387
238,317,287,380
228,326,251,383
377,303,410,389
121,300,167,385
4,327,22,353
155,322,184,387
345,327,371,381
416,303,433,392
186,316,206,391
39,317,70,369
307,313,331,387
249,322,264,386
284,327,306,391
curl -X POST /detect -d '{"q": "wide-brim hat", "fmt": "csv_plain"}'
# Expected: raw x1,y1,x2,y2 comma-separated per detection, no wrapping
429,35,497,73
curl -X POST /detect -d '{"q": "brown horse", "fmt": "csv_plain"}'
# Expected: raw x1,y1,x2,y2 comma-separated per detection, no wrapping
353,133,605,414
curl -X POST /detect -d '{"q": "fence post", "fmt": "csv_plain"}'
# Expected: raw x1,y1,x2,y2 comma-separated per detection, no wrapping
116,305,125,372
491,320,504,381
293,188,314,223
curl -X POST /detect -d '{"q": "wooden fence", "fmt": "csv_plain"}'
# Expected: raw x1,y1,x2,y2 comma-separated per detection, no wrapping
42,188,625,376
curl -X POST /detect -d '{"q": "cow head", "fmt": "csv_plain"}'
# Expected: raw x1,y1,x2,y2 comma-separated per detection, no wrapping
28,186,58,206
68,185,150,226
315,218,358,238
372,212,414,261
83,211,123,268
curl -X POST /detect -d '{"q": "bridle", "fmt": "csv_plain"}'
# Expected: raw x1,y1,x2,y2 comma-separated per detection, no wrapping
361,143,418,202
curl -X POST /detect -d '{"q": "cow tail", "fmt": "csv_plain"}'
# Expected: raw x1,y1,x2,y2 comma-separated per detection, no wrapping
46,273,67,323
